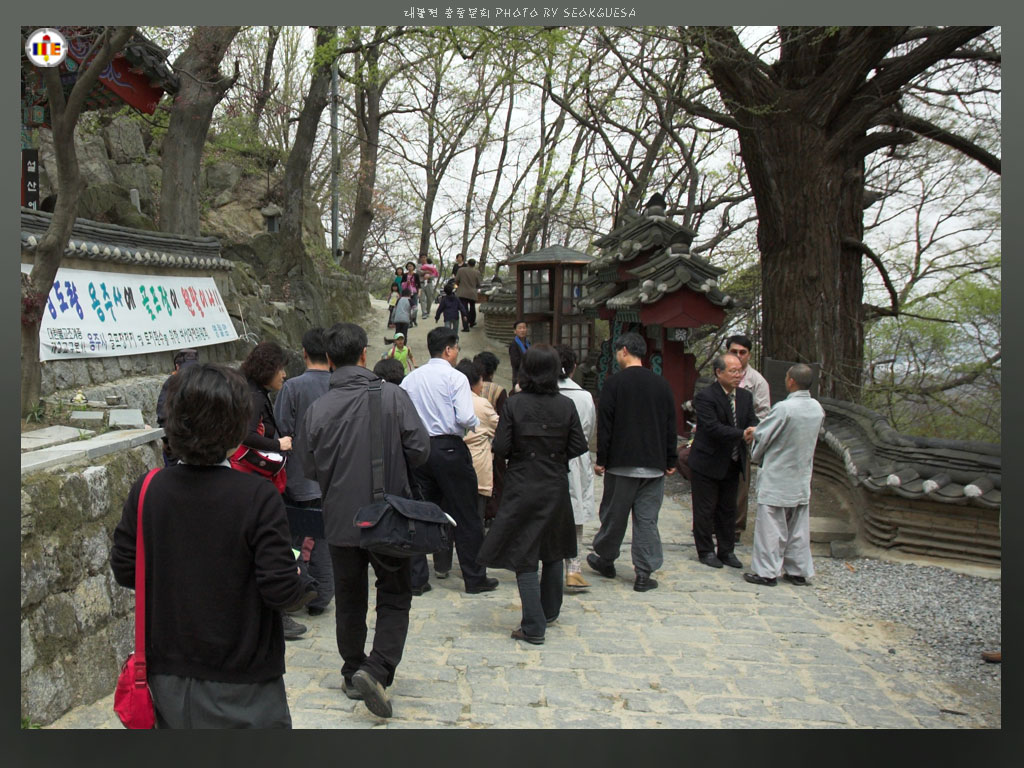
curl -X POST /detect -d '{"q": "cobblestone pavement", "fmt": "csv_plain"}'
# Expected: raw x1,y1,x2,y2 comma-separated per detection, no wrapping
49,481,997,729
47,298,999,729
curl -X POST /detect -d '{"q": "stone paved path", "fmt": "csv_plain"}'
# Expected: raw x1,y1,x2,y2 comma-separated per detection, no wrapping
46,297,995,729
49,480,992,729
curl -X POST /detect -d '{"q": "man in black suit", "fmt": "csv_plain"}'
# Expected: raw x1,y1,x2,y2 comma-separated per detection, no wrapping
686,353,759,568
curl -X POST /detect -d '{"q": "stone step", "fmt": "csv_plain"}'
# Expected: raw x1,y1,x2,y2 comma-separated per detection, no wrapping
20,425,96,453
69,410,105,424
810,516,856,543
108,409,145,429
21,428,164,474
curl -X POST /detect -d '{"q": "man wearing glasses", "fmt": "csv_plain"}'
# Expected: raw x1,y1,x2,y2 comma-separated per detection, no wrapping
400,327,499,596
725,335,771,540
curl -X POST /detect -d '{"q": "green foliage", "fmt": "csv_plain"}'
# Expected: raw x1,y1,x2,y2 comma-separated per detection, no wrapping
207,115,284,172
862,273,1001,443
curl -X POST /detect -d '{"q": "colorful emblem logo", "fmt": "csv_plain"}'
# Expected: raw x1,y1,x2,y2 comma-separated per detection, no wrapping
25,28,68,68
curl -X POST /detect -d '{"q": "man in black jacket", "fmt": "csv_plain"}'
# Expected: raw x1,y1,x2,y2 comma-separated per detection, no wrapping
299,322,431,719
586,332,677,592
686,353,759,569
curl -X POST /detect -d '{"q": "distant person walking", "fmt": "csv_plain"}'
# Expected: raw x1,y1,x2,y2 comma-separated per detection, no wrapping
417,255,439,319
434,282,465,334
555,345,596,593
473,351,509,527
508,320,531,390
587,333,677,593
477,345,588,644
274,328,334,616
384,332,416,376
457,359,500,523
392,288,413,338
454,258,483,331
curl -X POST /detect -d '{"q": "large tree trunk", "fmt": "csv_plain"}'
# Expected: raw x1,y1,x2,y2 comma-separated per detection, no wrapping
159,26,240,236
736,112,865,399
280,26,336,254
21,27,135,416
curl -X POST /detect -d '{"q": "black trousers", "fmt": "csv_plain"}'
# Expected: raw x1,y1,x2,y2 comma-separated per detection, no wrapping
285,494,334,610
516,561,563,638
329,545,412,688
409,436,488,589
690,461,741,558
459,298,476,328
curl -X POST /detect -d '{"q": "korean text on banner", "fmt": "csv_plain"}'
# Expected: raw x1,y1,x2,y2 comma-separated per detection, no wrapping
23,265,239,361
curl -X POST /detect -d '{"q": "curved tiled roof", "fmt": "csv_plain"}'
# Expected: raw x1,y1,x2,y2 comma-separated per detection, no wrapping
508,245,595,265
20,208,232,271
816,397,1000,509
122,33,180,94
583,202,733,312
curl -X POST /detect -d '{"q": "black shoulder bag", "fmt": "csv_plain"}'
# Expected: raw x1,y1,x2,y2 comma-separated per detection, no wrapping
353,380,454,557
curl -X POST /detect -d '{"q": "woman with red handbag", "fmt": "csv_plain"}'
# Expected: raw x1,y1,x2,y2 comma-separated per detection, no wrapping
111,364,313,728
232,342,291,494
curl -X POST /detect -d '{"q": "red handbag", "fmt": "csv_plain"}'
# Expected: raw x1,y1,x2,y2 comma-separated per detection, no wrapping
230,420,288,494
113,467,160,729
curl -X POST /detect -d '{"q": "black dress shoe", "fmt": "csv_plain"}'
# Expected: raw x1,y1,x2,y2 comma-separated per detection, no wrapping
783,573,808,586
699,553,724,569
511,627,544,645
743,572,778,587
411,583,432,596
282,614,307,640
465,577,499,594
341,677,364,700
352,669,392,718
586,553,616,578
719,552,743,568
634,573,659,592
307,605,326,616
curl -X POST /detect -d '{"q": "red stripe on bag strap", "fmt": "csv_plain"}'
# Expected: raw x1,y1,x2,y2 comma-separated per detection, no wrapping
133,467,160,677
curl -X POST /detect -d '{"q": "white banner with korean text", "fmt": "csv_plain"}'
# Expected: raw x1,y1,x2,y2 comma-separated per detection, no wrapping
22,265,238,361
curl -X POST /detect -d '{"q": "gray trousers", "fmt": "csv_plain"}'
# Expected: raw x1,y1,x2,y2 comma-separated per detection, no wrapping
592,473,665,575
150,674,291,728
420,281,436,317
750,502,814,579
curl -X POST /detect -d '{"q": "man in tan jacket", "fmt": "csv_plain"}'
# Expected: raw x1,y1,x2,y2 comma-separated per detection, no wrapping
454,258,483,331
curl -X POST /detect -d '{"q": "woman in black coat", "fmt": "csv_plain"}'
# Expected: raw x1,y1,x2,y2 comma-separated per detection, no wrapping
231,342,291,493
476,344,588,645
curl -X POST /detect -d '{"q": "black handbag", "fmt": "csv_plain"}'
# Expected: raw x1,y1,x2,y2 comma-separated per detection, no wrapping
353,380,454,558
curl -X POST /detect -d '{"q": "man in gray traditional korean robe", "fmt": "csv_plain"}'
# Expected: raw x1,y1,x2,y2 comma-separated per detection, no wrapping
743,364,825,587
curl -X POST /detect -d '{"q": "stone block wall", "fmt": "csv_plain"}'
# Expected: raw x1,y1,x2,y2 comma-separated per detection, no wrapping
21,442,161,726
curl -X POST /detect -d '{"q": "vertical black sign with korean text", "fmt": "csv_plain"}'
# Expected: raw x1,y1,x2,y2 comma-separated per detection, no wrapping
22,149,39,209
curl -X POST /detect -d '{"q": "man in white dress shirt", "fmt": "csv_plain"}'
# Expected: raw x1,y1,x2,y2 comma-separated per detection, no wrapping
401,326,499,596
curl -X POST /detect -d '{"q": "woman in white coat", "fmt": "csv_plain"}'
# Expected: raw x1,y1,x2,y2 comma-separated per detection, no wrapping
555,345,596,592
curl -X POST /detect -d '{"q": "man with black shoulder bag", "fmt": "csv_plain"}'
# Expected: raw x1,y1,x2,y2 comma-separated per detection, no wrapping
299,323,430,719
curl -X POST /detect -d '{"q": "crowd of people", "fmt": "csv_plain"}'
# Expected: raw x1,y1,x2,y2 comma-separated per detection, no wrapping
112,304,826,727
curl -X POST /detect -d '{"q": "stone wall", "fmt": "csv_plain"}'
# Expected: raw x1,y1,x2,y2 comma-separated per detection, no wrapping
21,441,162,726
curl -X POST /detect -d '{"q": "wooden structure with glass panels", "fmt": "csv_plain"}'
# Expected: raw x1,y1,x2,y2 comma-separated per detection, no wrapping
580,196,735,434
509,245,595,366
